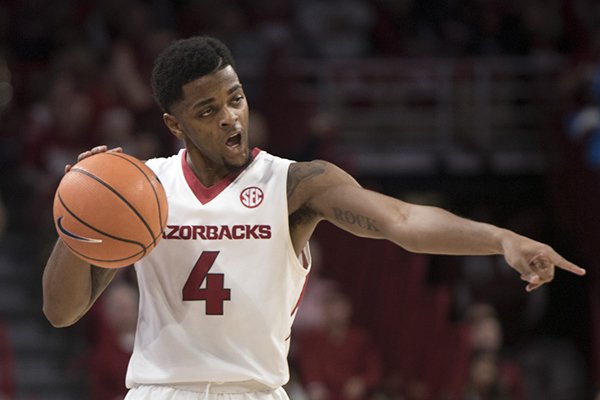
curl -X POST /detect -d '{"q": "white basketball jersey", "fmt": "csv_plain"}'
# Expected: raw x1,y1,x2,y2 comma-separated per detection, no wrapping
125,148,310,390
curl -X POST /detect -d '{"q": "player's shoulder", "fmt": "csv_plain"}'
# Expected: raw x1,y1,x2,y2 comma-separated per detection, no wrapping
286,159,352,225
144,149,183,173
287,160,329,185
286,159,340,199
286,159,360,205
254,149,292,167
287,159,351,187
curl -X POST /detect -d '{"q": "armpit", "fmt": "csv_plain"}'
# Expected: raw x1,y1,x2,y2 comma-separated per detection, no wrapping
289,205,319,228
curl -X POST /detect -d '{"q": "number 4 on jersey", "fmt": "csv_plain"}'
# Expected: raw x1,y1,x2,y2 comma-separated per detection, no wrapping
182,251,231,315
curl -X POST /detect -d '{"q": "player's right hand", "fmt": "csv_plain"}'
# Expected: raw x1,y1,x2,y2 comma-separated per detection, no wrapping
65,145,123,174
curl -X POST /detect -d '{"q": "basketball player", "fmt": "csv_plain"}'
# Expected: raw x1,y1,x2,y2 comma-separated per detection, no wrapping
42,36,585,400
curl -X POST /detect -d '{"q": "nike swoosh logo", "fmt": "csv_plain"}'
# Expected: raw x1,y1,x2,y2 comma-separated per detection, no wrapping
56,217,103,243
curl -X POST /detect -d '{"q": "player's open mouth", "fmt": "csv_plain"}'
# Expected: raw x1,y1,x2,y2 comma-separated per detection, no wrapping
226,133,242,148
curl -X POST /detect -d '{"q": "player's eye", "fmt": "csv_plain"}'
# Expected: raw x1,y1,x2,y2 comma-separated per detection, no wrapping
231,95,244,105
199,108,213,117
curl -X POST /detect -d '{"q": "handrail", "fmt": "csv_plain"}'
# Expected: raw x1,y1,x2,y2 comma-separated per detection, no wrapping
238,56,566,174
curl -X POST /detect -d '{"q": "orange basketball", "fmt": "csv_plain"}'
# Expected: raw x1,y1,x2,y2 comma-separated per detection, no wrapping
53,152,168,268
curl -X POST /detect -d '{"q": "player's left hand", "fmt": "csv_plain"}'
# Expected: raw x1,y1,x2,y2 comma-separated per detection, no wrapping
64,145,123,174
501,232,586,291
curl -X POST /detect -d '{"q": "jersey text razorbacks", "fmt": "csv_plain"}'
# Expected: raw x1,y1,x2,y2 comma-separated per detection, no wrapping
163,224,272,240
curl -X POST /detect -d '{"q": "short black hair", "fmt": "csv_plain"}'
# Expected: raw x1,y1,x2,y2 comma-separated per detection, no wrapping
151,36,236,113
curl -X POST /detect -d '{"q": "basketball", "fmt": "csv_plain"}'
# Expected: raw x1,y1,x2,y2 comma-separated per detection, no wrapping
53,152,168,268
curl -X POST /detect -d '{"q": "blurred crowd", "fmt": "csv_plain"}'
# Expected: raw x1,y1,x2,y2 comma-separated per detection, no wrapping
0,0,600,399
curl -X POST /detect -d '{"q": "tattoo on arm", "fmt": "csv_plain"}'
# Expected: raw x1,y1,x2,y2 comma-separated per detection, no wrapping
333,207,380,232
287,161,327,198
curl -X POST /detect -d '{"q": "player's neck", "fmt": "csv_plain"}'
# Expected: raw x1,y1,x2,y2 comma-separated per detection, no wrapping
185,149,250,188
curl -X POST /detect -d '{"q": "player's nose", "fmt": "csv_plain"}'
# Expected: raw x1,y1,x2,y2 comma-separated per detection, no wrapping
219,106,238,128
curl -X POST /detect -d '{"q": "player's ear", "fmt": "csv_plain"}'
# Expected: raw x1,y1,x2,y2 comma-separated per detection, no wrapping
163,113,184,140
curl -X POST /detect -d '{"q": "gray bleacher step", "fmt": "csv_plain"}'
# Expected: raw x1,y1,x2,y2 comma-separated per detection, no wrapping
14,355,86,392
0,285,38,317
7,319,64,354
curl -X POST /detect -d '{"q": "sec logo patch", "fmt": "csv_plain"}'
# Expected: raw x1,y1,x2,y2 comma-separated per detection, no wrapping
240,187,264,208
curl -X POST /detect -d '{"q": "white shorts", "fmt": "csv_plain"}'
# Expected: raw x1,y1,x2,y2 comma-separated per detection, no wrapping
124,384,290,400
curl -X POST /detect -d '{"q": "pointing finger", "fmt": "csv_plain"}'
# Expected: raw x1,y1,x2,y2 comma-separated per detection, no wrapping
544,254,586,276
558,259,586,276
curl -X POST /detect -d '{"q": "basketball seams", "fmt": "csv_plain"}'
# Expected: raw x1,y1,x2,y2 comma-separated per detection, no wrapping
57,192,148,252
104,152,167,241
70,166,158,247
61,237,147,266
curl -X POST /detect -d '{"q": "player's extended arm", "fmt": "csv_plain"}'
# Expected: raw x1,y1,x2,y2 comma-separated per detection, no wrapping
289,160,585,291
42,145,121,327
